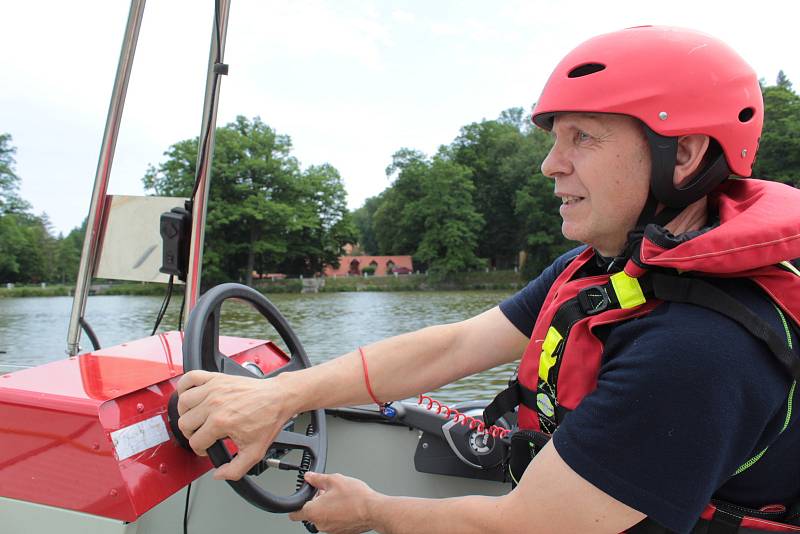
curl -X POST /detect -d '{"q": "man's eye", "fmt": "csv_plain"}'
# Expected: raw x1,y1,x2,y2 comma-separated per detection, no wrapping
576,131,592,143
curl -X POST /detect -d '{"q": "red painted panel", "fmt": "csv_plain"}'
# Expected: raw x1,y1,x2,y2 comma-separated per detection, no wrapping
0,333,290,521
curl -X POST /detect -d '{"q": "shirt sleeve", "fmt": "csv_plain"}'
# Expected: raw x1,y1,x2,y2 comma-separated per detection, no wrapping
499,246,585,336
552,299,794,534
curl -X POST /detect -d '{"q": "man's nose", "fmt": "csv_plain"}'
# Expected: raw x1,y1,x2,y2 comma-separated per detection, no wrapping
541,142,571,179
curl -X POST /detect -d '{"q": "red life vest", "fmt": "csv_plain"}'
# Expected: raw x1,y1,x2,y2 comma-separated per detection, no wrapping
517,178,800,431
488,178,800,532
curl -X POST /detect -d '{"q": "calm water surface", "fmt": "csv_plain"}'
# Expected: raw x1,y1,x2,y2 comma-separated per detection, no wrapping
0,291,518,403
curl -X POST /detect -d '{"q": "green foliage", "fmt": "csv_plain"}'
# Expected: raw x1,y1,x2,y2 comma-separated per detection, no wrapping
53,222,85,283
0,134,31,215
0,134,83,284
351,196,381,255
753,77,800,187
368,149,485,278
277,164,357,276
372,149,429,256
360,265,376,276
515,171,575,278
412,157,485,278
440,108,556,269
354,79,800,281
776,70,793,91
145,116,353,284
356,107,558,278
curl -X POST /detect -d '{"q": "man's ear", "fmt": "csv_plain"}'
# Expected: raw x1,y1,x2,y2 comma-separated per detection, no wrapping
674,134,710,187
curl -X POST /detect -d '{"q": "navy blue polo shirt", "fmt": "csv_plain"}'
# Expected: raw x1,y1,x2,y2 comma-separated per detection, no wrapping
500,247,800,533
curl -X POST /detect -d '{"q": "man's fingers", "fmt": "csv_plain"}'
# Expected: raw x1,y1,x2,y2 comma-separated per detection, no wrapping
176,401,212,439
176,380,212,416
213,447,264,481
288,504,310,522
288,474,326,522
302,471,331,490
176,370,215,396
187,415,229,456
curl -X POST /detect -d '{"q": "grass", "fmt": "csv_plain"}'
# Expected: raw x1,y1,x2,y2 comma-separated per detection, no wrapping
0,270,526,298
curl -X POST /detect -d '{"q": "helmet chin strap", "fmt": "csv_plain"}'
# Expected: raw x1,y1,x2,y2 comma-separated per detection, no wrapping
608,129,683,270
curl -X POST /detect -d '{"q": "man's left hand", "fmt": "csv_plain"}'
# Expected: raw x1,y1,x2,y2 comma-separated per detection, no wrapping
289,472,381,534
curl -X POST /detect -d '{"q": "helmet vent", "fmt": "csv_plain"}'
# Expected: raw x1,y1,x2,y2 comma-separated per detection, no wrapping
738,107,755,123
568,63,606,78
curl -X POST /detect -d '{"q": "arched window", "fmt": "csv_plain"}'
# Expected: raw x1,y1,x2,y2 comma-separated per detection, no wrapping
349,259,360,275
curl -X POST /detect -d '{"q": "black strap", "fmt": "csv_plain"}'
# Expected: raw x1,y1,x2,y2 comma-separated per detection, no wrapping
650,273,800,381
483,381,521,426
484,276,631,428
706,507,744,534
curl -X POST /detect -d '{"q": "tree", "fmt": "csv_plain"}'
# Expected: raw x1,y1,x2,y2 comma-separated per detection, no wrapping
0,134,57,283
753,77,800,187
144,116,353,284
515,171,575,278
776,70,793,91
448,109,550,268
372,149,429,256
351,195,382,255
0,213,26,281
0,133,30,215
0,211,57,283
413,157,485,277
276,164,356,276
54,221,85,284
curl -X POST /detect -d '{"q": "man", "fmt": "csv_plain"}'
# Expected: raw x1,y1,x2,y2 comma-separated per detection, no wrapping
177,26,800,533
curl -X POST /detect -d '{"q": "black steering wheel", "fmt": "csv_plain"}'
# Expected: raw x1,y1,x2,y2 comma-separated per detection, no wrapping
174,283,327,513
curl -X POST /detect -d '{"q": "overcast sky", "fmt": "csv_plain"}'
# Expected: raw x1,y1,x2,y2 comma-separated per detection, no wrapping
1,1,797,235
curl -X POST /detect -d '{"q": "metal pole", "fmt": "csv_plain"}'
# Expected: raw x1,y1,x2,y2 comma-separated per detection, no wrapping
66,0,146,356
183,0,231,325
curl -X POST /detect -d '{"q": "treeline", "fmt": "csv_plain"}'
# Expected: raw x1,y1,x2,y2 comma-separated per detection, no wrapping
1,74,798,285
0,133,84,284
353,74,800,278
353,108,568,279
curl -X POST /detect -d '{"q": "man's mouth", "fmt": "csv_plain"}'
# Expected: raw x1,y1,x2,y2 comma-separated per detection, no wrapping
561,195,584,205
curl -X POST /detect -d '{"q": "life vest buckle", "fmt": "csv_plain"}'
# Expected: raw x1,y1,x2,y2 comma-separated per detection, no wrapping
577,285,611,315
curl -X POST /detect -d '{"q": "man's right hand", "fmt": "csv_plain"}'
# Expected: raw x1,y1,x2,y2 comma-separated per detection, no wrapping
176,369,296,480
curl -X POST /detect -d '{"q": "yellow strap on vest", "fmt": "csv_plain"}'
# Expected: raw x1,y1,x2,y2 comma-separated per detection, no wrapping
538,327,563,382
610,271,646,309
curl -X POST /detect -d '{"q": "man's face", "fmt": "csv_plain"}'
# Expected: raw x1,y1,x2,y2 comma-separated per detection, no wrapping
541,113,651,257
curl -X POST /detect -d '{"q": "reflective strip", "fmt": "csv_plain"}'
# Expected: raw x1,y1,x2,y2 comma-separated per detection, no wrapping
734,305,796,476
779,260,800,277
610,271,646,309
538,327,563,382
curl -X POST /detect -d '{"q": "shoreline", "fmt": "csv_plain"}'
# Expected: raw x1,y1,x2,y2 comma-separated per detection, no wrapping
0,271,525,298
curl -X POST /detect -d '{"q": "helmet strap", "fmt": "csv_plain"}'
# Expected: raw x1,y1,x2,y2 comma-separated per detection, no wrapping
615,127,684,266
644,126,731,209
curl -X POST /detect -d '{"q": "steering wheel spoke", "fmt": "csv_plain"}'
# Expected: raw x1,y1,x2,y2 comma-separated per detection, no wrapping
272,429,321,452
264,357,304,378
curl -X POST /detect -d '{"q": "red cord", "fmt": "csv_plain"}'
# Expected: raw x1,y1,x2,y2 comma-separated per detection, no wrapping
359,346,385,408
418,394,511,438
359,347,509,437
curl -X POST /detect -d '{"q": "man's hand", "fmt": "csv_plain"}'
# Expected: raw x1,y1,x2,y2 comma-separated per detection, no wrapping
176,369,294,480
288,472,380,534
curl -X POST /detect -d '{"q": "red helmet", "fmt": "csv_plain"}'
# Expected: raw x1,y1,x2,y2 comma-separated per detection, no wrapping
532,26,763,208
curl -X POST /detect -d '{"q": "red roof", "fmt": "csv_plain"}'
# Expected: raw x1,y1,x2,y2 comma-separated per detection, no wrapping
324,255,413,277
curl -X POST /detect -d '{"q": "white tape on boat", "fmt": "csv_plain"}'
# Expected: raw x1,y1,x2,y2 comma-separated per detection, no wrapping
111,414,170,460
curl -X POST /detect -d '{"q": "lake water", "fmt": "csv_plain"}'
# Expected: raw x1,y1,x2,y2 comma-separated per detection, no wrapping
0,291,519,404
